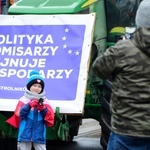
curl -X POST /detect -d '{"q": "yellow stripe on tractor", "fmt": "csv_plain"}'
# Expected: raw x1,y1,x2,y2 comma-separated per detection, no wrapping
82,0,98,8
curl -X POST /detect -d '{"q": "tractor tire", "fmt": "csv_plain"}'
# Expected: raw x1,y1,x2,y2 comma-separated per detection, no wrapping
67,116,82,142
100,80,111,150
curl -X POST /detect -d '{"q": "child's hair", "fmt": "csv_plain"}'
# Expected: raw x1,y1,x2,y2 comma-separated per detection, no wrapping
27,70,44,93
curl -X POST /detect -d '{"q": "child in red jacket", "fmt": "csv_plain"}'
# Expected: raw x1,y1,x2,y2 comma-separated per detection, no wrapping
7,70,54,150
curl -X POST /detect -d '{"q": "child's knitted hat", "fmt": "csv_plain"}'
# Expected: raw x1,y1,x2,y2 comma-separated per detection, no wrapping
27,70,44,92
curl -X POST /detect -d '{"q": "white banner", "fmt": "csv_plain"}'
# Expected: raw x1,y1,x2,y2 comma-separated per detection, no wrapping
0,14,95,114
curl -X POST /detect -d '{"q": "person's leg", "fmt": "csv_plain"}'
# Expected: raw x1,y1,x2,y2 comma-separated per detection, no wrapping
107,132,150,150
147,139,150,149
33,142,46,150
19,142,32,150
107,132,128,150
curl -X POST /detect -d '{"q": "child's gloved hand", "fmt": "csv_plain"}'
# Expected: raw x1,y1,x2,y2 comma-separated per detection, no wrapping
37,104,45,111
29,100,38,107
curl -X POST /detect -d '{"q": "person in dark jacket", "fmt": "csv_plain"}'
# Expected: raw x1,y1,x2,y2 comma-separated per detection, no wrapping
7,70,54,150
93,0,150,149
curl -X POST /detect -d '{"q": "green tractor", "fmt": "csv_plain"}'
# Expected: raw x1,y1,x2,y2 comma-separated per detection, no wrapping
0,0,141,150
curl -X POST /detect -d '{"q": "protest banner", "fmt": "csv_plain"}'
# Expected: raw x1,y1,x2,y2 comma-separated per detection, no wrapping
0,14,95,113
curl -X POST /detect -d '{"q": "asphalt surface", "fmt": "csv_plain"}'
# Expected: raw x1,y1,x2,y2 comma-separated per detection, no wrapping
77,119,101,138
46,119,103,150
47,137,102,150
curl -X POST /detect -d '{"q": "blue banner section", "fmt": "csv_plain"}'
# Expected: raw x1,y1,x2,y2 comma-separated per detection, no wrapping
0,25,85,100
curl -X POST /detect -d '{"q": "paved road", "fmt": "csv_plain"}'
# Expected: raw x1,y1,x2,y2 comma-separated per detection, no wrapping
77,119,101,138
47,137,102,150
47,119,103,150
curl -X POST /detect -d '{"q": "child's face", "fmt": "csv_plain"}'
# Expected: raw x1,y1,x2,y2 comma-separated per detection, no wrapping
30,83,42,94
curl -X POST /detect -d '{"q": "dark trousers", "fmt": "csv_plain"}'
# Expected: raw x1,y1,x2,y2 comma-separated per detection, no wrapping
107,132,150,150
